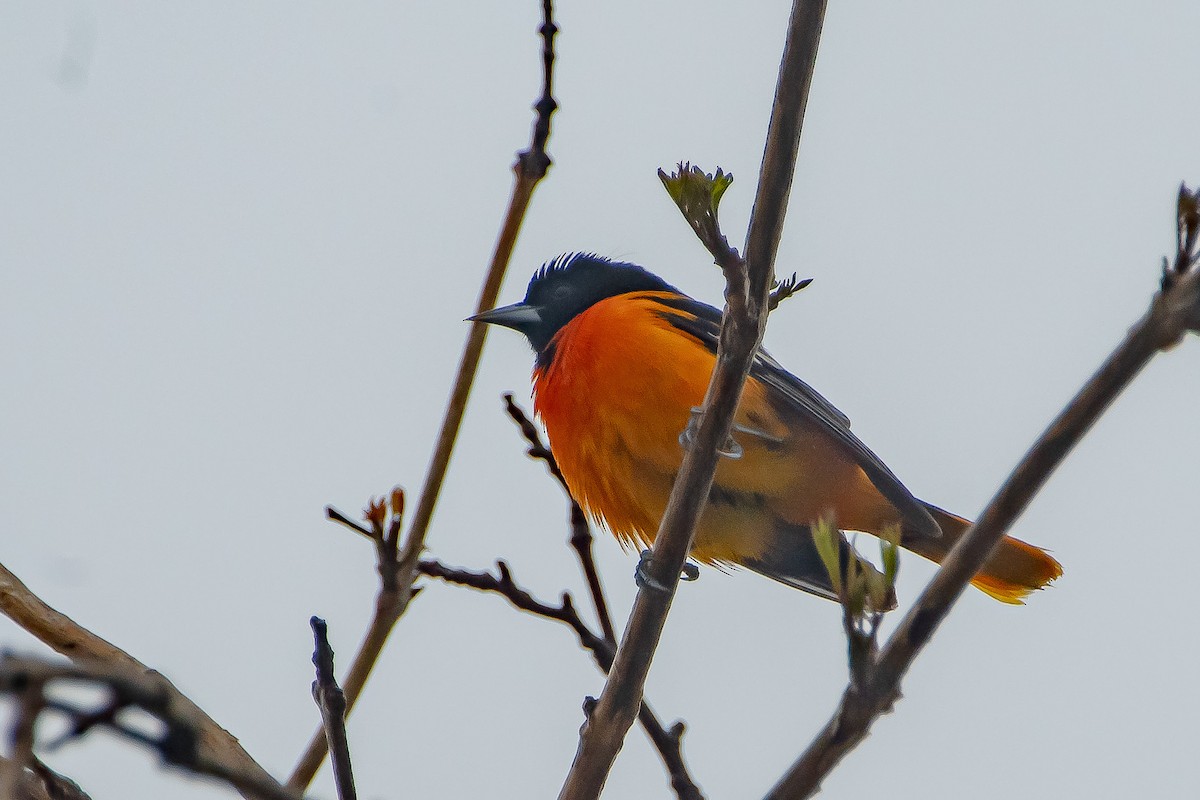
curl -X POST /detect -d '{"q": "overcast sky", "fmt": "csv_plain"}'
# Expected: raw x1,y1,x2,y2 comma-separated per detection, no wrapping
3,2,1199,799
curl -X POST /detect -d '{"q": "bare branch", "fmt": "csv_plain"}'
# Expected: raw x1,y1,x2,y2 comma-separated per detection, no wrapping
0,673,44,800
503,392,566,488
0,755,93,800
0,562,278,800
289,491,407,791
503,394,617,644
501,394,702,796
0,656,304,800
309,618,357,800
420,559,607,655
765,183,1200,799
556,2,828,797
287,4,560,787
418,559,702,799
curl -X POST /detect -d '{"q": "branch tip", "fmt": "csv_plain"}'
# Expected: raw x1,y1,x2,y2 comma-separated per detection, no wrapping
658,163,738,263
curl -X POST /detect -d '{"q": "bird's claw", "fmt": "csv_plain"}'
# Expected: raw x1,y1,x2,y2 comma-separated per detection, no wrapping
636,549,701,592
679,406,743,459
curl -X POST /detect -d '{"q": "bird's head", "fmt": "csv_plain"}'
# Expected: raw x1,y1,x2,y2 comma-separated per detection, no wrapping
470,253,676,352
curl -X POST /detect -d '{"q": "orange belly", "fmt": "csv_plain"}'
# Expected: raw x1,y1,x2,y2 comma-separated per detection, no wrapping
532,292,900,566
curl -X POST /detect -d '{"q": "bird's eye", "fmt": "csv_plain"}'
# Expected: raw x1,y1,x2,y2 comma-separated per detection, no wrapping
551,285,571,302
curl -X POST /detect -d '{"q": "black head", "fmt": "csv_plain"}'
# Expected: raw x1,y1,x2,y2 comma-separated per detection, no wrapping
471,253,676,353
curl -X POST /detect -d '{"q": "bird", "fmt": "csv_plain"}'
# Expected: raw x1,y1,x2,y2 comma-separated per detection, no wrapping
472,252,1062,606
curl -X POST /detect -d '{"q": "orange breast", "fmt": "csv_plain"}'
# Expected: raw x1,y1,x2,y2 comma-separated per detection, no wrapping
532,291,900,565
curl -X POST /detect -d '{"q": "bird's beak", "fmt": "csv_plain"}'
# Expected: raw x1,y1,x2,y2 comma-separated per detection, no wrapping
468,301,543,330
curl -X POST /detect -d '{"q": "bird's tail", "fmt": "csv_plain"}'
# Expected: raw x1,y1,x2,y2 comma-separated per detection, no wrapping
905,504,1062,604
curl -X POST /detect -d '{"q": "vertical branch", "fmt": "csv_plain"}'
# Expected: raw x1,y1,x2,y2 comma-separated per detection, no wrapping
742,0,827,300
555,2,828,798
500,396,703,797
0,756,92,800
288,491,404,791
286,3,559,790
417,557,704,799
0,677,44,800
565,502,617,645
309,618,357,800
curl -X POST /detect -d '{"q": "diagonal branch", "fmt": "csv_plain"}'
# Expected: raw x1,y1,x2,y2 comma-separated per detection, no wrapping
286,2,560,789
764,185,1200,799
0,561,279,800
556,2,829,797
0,655,306,800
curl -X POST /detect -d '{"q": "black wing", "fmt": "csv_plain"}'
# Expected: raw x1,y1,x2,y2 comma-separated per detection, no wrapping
651,293,941,540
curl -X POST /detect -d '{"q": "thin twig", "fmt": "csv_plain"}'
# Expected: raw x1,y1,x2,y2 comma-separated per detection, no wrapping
289,491,405,792
556,2,828,798
0,656,305,800
501,394,702,796
503,394,617,644
764,186,1200,799
309,618,357,800
418,559,702,799
0,562,277,800
420,559,607,655
286,5,559,788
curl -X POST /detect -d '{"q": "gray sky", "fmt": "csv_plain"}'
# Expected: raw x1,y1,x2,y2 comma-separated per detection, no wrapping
3,2,1199,798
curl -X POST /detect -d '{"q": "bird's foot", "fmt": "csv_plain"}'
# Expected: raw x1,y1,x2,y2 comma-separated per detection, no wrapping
678,406,744,459
636,549,701,592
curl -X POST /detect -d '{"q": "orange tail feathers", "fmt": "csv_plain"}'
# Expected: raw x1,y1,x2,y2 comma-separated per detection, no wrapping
907,505,1062,604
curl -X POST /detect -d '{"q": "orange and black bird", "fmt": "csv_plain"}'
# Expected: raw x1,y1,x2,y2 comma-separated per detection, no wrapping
474,253,1062,605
